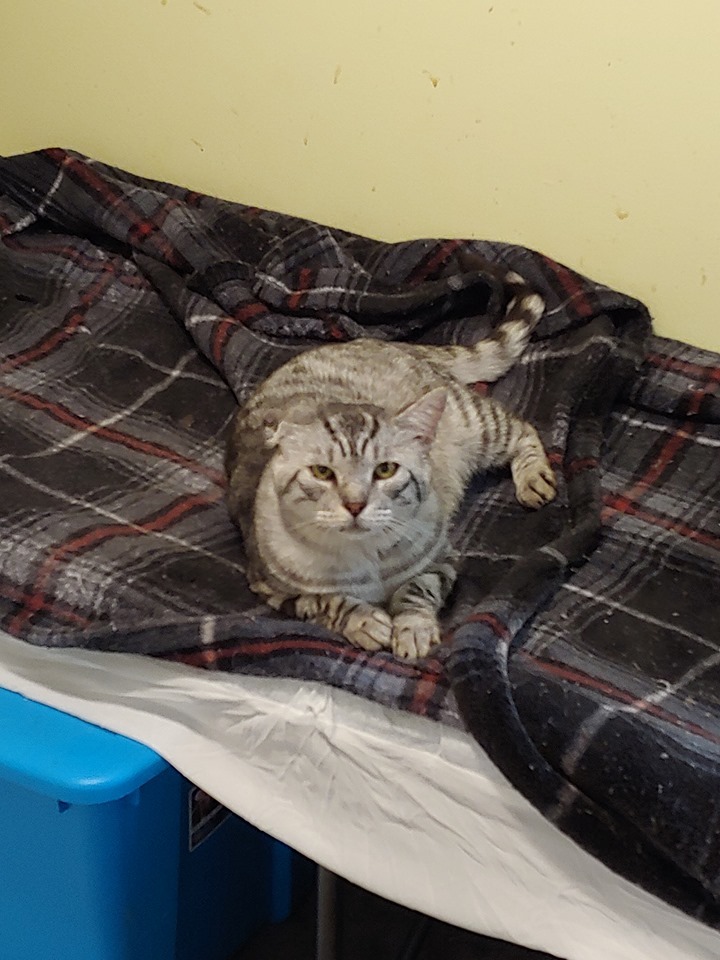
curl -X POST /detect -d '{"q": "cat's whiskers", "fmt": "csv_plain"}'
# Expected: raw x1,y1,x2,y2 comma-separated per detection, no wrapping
287,514,337,534
287,511,374,537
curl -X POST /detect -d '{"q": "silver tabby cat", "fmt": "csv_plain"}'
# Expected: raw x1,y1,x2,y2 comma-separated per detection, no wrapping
226,271,556,660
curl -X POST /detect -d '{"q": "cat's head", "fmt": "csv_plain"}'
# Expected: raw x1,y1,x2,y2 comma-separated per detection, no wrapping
261,389,446,547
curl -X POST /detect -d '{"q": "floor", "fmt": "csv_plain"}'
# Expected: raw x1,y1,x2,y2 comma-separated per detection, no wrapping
233,876,559,960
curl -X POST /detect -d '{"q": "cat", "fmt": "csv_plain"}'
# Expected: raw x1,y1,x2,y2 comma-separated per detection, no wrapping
225,270,556,660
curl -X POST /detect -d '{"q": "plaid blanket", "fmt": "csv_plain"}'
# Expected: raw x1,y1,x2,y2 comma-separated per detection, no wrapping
1,148,719,926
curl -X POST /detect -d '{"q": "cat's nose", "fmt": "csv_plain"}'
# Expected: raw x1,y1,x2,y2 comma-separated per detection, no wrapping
343,500,366,517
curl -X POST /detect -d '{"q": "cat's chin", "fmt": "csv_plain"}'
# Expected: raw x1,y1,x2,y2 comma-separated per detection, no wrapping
315,522,390,550
342,524,371,537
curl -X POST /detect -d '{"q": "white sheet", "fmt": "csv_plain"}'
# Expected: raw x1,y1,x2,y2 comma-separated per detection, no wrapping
0,628,715,960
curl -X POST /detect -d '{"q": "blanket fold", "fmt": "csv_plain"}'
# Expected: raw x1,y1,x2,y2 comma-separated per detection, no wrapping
1,148,719,927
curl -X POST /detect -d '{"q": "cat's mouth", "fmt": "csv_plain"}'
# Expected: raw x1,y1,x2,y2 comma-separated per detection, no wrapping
343,518,369,534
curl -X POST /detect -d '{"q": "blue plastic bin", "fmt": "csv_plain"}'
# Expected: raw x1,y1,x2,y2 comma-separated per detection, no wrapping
0,687,313,960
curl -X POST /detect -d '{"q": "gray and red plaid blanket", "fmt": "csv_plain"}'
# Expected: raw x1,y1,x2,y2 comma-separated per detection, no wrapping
1,149,719,925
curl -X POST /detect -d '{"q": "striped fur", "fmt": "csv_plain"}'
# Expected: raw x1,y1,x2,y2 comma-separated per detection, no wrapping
226,276,555,658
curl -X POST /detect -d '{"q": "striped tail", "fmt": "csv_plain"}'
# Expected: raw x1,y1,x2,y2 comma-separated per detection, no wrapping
417,270,545,384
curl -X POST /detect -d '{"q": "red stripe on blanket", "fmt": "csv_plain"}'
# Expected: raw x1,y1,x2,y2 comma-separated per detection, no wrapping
211,302,269,366
647,352,720,384
602,495,720,550
462,610,511,640
0,385,225,486
0,578,91,633
524,653,720,747
0,268,116,372
232,301,269,324
286,267,314,311
8,490,222,634
4,234,146,288
44,149,189,270
604,387,704,513
211,320,235,368
166,635,445,682
409,664,446,714
565,456,598,477
408,239,464,284
542,259,594,318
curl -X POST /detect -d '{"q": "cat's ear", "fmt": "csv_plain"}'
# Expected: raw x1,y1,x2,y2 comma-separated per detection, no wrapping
262,414,305,454
393,388,447,446
262,414,292,449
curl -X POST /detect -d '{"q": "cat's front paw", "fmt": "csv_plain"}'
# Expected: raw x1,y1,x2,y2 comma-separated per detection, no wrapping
343,604,393,653
391,611,441,660
514,458,557,509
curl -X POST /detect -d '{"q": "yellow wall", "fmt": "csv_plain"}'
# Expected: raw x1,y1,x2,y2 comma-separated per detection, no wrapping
3,0,719,352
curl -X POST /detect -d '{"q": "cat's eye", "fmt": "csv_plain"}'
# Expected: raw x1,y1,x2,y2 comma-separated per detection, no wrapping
373,461,399,480
309,464,335,481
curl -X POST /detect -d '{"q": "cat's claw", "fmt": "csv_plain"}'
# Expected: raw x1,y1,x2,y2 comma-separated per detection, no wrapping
343,605,393,652
515,460,557,509
391,611,441,660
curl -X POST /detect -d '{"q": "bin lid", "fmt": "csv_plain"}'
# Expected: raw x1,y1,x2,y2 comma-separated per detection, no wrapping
0,687,169,804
